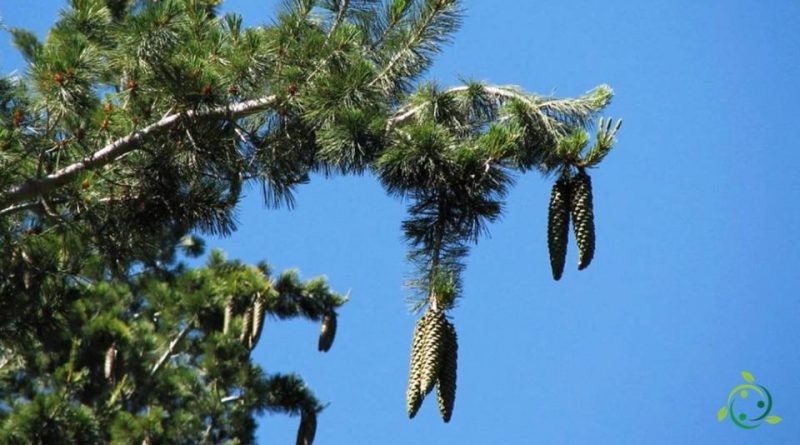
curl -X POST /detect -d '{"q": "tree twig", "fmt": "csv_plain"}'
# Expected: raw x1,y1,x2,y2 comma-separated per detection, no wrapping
151,319,195,376
326,0,349,39
220,394,241,404
0,201,45,217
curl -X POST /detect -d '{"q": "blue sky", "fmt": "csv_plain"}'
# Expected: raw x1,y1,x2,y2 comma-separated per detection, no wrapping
3,1,800,443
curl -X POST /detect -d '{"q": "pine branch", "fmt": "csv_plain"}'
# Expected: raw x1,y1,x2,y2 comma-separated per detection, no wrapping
536,85,613,130
0,95,277,211
387,85,530,130
387,84,613,138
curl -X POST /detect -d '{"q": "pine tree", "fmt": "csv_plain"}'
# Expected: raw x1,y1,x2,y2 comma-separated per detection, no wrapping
0,0,623,439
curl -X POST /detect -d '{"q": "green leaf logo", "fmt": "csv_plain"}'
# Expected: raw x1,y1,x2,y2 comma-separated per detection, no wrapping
719,372,781,429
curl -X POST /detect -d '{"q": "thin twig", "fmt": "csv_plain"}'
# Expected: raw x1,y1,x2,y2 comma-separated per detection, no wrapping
185,128,200,151
220,394,241,404
0,194,134,219
0,201,45,217
151,319,195,376
201,423,213,445
234,126,255,148
326,0,349,38
39,197,59,218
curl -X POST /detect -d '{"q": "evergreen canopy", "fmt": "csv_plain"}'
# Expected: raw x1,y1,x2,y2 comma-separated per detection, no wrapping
0,0,621,442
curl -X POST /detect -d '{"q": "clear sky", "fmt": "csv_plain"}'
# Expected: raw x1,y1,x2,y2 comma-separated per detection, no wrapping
2,1,800,444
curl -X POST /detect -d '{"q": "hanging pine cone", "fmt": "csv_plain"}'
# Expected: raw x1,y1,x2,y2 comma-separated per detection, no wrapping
250,293,266,350
570,169,596,270
223,299,233,335
436,319,458,423
419,308,446,397
406,313,429,418
104,343,117,380
547,174,571,280
296,409,317,445
318,311,337,352
240,307,253,346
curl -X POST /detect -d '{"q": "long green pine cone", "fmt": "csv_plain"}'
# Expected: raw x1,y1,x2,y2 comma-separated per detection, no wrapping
547,174,571,280
222,299,233,335
570,169,596,270
318,311,337,352
406,306,452,420
406,314,428,418
436,319,458,423
240,307,253,346
251,294,266,350
419,308,446,396
296,409,317,445
104,344,117,381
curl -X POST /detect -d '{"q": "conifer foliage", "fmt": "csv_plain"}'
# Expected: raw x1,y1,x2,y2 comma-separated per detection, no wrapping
0,0,623,438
